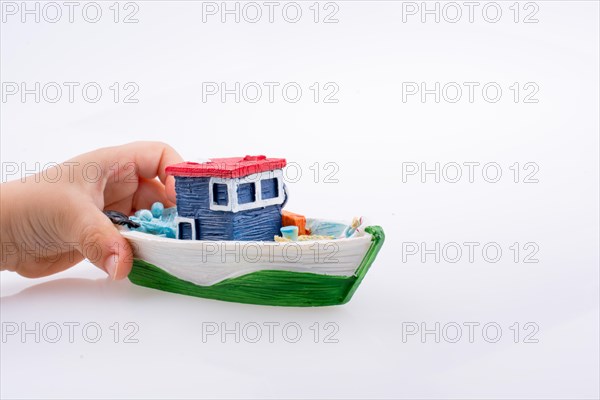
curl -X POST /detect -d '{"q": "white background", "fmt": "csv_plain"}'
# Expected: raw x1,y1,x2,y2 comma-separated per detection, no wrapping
1,1,599,399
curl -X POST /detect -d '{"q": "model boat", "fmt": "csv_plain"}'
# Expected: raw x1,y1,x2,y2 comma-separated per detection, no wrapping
118,155,385,307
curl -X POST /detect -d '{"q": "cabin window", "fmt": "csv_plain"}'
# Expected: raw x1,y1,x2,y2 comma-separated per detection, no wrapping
212,183,228,206
178,222,192,240
261,178,279,200
237,182,256,204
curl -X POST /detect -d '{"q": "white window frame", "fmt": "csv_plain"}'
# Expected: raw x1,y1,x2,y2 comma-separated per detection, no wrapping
208,169,285,213
208,180,233,212
175,216,196,240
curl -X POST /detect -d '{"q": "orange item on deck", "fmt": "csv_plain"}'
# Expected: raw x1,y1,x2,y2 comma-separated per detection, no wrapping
281,210,309,235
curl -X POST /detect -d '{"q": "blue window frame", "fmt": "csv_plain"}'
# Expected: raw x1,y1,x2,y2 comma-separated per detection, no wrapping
237,182,256,204
212,183,228,206
261,178,278,200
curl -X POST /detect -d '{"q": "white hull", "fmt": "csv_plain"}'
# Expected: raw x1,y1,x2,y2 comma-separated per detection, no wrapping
121,230,372,286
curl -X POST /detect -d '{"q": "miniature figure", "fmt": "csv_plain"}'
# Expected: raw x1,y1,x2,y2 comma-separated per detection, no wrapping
115,155,384,307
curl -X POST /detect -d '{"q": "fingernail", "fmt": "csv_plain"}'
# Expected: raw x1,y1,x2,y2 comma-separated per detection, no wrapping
104,253,119,280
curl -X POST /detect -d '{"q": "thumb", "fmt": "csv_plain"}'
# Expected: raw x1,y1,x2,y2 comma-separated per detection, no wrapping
73,205,133,280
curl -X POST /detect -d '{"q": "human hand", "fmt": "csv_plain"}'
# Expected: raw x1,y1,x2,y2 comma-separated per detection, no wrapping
0,141,183,280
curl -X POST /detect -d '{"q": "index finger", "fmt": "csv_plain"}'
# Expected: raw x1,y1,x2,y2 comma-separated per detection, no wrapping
123,141,184,184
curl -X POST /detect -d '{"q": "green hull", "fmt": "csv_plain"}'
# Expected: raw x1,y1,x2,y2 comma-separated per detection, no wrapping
128,226,384,306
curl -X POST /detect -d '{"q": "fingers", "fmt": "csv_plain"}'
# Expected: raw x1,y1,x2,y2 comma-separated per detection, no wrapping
124,141,184,185
132,177,176,210
102,196,135,216
65,141,183,187
71,203,134,280
165,175,177,204
16,252,84,279
57,141,182,280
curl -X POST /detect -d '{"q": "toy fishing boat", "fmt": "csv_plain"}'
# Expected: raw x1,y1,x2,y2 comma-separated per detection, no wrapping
119,156,384,307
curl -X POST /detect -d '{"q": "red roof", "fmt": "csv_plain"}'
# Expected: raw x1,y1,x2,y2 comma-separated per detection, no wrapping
166,155,286,178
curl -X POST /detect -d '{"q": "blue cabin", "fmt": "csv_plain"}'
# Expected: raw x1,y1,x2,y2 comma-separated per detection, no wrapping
166,155,287,241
